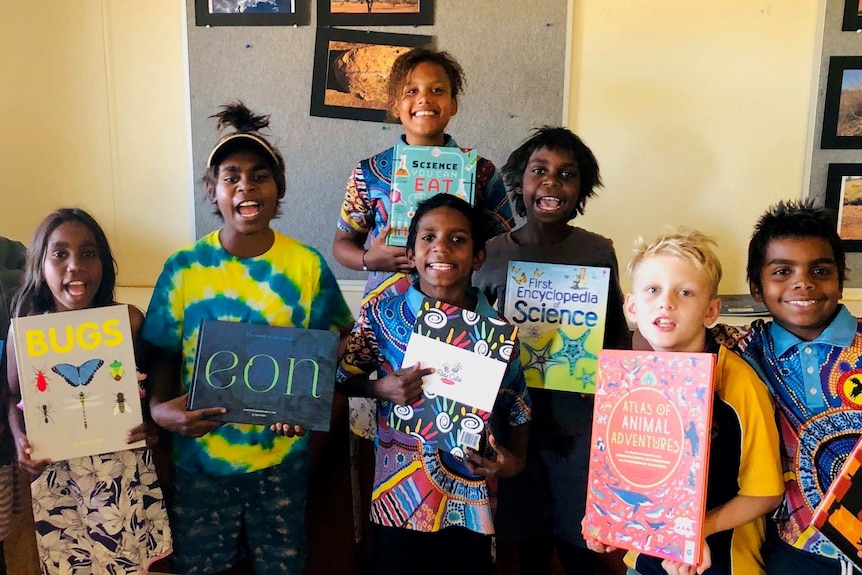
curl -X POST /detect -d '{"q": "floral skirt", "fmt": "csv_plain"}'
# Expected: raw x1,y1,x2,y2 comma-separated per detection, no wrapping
31,449,172,575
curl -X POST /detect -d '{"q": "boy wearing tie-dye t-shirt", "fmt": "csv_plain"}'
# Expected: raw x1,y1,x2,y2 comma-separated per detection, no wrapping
142,102,353,575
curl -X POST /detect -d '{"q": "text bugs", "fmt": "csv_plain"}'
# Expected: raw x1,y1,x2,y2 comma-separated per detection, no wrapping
113,392,133,416
33,368,50,393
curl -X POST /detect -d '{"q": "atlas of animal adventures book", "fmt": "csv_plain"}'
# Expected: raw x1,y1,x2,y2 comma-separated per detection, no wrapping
387,297,517,457
12,305,145,461
811,435,862,569
583,350,715,566
503,261,610,393
386,143,477,247
188,320,338,431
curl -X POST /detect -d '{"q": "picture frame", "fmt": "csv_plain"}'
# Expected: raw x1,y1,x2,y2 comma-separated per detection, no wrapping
194,0,309,27
843,0,862,31
824,163,862,251
821,56,862,149
317,0,433,26
310,28,432,123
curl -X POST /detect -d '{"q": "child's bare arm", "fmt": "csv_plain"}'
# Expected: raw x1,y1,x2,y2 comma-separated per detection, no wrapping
332,226,412,273
5,327,51,474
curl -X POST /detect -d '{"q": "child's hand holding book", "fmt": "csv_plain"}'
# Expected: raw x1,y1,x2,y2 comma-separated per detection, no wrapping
372,362,435,405
660,542,711,575
463,433,525,479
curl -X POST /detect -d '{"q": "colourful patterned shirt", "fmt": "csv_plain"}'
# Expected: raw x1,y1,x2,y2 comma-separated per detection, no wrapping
141,230,354,476
336,134,515,304
713,306,862,562
337,285,531,535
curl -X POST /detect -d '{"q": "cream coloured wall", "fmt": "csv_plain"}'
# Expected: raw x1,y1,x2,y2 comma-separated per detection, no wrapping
568,0,823,293
0,0,192,288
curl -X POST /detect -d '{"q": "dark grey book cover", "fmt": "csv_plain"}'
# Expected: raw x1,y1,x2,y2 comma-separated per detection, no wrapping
188,320,338,431
719,294,769,316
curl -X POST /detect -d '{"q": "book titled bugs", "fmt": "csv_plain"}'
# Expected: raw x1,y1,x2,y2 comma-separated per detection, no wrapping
583,350,715,566
12,305,145,461
386,143,478,247
188,320,339,431
388,297,517,457
504,261,610,393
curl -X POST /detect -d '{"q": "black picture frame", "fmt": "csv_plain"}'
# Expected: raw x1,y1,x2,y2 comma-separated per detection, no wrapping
843,0,862,31
317,0,433,26
821,56,862,149
310,28,432,123
195,0,309,26
825,163,862,251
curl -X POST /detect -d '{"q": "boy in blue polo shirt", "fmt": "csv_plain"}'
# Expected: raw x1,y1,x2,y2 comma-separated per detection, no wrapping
713,200,862,574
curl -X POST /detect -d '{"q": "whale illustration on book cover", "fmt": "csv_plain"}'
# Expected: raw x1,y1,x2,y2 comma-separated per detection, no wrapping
583,350,715,566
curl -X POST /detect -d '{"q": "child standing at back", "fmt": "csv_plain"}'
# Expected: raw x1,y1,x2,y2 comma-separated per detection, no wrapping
332,47,514,305
586,228,784,575
712,201,862,574
5,208,171,575
142,102,354,575
472,126,629,574
336,194,531,575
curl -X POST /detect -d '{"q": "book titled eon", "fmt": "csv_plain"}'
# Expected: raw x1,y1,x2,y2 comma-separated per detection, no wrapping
583,350,715,566
387,297,517,457
504,262,609,393
811,436,862,569
386,143,477,247
188,320,338,431
13,305,145,461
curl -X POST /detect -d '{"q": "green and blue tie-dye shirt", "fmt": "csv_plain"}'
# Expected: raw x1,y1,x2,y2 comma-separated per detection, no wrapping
141,230,353,476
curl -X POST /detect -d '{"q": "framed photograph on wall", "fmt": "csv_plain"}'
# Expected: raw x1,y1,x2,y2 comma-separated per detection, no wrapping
310,28,432,123
317,0,433,26
195,0,309,26
843,0,862,31
825,163,862,251
821,56,862,149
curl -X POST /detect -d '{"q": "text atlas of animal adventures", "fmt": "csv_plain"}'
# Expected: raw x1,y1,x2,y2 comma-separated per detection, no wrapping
583,350,715,565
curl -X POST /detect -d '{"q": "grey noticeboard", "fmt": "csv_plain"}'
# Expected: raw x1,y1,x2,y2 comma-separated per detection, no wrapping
185,0,567,280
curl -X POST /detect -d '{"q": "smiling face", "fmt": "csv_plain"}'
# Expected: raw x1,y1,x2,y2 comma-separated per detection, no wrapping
625,255,720,353
752,236,842,341
407,206,485,307
519,146,581,226
43,221,103,312
208,150,281,250
392,61,458,146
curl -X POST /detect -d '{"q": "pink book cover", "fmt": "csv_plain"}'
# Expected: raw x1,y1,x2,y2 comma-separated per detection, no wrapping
583,350,715,566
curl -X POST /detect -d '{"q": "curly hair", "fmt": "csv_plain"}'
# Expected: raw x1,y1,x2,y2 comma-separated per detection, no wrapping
502,126,601,219
386,48,466,113
406,194,489,256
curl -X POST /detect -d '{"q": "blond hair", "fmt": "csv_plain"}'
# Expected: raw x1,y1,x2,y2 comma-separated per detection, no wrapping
627,227,723,296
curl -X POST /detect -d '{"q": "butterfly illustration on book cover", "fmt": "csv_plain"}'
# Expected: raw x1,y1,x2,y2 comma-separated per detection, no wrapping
53,359,105,429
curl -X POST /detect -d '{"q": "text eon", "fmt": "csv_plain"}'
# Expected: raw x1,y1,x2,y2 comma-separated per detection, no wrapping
25,320,123,356
203,351,322,397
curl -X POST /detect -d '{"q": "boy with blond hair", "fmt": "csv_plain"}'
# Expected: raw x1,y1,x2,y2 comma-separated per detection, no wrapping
586,227,783,575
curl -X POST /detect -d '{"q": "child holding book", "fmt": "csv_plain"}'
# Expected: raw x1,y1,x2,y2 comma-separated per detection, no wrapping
5,208,171,574
586,227,784,575
711,200,862,575
332,46,514,306
141,102,354,575
336,194,531,575
472,126,629,574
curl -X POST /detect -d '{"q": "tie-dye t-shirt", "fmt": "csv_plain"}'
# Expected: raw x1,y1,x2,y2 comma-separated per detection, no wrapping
141,230,353,476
